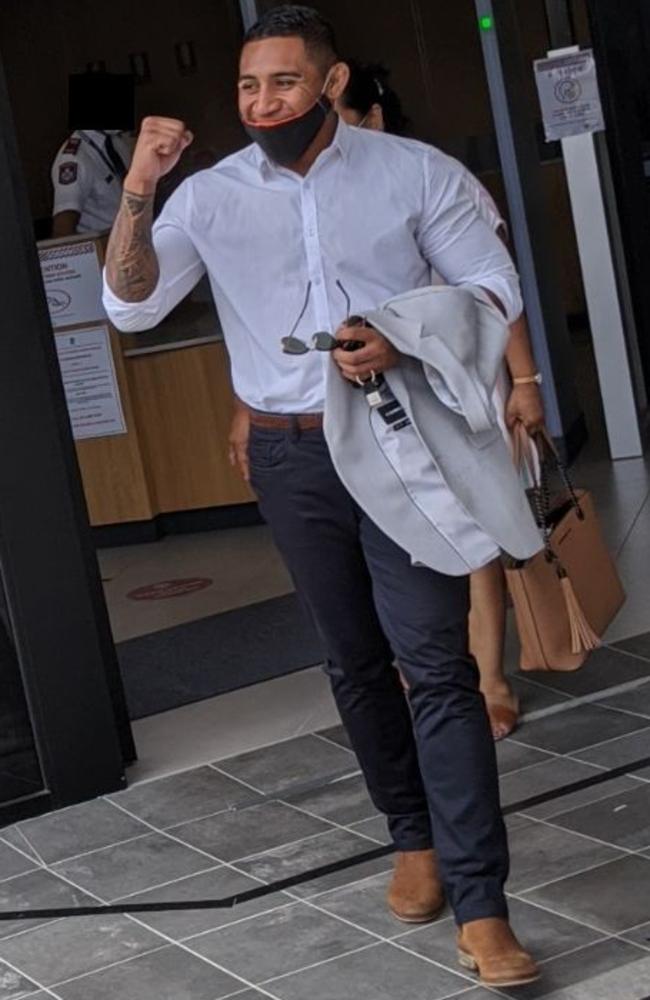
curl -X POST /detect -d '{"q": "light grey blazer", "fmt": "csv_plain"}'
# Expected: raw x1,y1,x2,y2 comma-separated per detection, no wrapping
324,284,543,573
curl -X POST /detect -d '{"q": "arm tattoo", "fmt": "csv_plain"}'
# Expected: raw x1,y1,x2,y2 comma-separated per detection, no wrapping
105,191,159,302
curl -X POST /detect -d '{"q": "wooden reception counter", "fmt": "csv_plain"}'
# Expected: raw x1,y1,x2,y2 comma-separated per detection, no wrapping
39,234,254,534
121,298,255,521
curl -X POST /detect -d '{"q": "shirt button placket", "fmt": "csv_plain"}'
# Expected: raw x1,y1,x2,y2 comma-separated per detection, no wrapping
301,181,329,331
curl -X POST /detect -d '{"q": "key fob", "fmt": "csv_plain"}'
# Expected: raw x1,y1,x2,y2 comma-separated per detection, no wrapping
364,383,384,407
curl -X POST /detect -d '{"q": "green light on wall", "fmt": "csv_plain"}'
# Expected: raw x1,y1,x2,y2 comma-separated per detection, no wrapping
479,15,494,31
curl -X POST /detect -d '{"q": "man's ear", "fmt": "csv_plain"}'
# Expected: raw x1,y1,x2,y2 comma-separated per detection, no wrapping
324,61,350,101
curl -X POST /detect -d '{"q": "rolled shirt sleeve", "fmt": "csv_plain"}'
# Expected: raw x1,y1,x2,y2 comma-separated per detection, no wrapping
102,182,206,332
417,152,522,324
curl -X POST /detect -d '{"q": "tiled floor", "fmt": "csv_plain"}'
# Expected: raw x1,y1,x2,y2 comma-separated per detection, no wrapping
0,426,649,996
2,664,650,998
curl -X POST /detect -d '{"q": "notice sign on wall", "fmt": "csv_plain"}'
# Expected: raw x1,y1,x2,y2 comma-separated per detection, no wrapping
534,49,605,142
39,240,106,329
55,326,126,440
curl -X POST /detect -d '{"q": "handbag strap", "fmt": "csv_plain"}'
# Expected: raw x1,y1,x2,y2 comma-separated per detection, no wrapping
535,428,583,517
516,426,582,553
512,421,538,482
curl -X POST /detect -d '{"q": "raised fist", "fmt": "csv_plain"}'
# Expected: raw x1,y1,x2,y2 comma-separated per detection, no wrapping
125,117,194,194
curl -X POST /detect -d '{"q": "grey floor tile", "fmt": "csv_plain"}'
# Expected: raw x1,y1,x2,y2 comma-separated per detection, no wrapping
347,816,391,844
621,921,650,950
572,726,650,769
217,735,356,796
187,900,374,983
455,992,508,1000
506,817,623,893
236,828,393,900
109,766,263,829
496,937,648,999
0,870,97,940
282,773,376,827
600,679,650,718
522,776,644,821
499,758,606,811
519,646,650,699
0,841,38,882
522,855,650,933
512,705,649,755
606,528,650,645
507,813,537,832
316,726,352,751
0,961,39,999
614,632,650,663
513,677,573,714
221,993,268,999
398,897,604,971
52,832,213,901
118,865,294,940
548,783,650,850
12,800,149,866
0,914,161,986
312,871,422,938
265,941,468,1000
541,953,650,999
53,943,242,1000
496,741,554,776
0,830,40,866
173,801,330,863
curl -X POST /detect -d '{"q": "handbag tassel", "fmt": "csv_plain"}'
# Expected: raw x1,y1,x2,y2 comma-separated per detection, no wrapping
559,570,601,654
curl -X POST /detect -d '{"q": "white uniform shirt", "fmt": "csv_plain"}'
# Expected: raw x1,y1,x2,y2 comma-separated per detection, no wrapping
52,130,133,234
103,119,522,413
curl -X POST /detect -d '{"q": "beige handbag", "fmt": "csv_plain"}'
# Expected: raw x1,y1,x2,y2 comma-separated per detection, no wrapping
505,428,625,672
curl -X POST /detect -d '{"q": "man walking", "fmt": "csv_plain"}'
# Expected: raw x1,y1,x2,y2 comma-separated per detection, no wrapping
103,5,539,987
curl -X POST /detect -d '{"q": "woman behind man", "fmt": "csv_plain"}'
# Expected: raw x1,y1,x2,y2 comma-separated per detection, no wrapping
229,59,545,740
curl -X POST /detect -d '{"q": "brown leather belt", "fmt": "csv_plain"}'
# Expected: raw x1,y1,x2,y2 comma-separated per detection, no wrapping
248,409,323,431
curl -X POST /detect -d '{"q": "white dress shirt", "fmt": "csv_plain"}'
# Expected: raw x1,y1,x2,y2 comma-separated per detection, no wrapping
52,130,133,234
428,168,513,448
103,119,522,414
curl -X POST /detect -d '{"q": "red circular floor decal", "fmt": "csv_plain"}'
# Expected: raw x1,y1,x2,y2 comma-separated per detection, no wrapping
127,578,213,601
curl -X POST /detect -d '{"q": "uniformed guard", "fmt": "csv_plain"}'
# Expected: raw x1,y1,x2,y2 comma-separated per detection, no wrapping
51,72,135,238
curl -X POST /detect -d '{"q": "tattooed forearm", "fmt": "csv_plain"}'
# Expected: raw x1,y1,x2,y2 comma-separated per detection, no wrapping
105,191,159,302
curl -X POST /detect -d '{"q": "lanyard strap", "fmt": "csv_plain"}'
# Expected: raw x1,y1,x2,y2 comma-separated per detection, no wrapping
79,132,125,181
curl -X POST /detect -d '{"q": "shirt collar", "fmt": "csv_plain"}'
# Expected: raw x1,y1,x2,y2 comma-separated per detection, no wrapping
251,114,352,180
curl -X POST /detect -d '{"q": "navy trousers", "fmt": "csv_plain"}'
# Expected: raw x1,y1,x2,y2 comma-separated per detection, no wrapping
248,422,509,924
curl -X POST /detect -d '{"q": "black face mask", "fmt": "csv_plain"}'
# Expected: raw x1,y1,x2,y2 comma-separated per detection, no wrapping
243,95,332,166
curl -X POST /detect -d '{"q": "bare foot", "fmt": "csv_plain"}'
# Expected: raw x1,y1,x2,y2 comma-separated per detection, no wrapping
481,686,520,741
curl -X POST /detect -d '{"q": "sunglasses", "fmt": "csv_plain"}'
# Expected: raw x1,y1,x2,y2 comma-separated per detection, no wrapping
281,280,366,355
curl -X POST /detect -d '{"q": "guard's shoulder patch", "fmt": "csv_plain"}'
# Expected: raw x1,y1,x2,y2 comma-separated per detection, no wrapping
58,162,78,185
63,135,81,155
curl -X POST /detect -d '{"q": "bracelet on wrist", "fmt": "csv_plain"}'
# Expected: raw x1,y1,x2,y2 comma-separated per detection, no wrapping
512,372,543,386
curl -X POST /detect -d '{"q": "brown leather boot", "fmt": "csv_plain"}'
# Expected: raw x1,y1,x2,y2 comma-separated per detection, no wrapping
386,849,445,923
457,917,540,987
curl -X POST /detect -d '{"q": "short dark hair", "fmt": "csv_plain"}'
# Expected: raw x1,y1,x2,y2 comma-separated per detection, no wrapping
243,5,338,69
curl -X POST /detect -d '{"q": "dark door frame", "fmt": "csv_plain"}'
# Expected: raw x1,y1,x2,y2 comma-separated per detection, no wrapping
585,0,650,397
0,54,133,819
476,0,587,459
